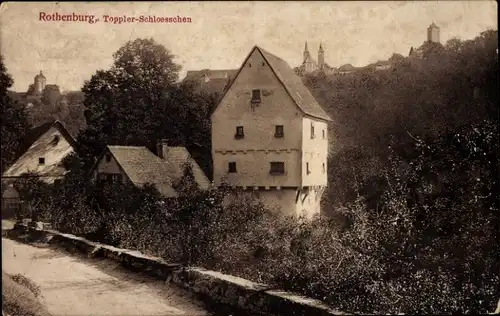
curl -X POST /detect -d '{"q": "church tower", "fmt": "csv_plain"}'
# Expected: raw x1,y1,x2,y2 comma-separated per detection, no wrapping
318,42,325,70
34,71,46,94
302,41,318,73
303,41,310,62
427,22,440,43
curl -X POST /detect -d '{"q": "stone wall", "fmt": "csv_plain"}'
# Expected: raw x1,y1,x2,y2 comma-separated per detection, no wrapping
6,222,350,316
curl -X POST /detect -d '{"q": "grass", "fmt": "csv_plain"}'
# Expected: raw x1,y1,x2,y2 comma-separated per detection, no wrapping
2,271,50,316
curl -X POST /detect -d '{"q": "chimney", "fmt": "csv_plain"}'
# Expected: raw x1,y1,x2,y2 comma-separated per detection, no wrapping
156,139,169,159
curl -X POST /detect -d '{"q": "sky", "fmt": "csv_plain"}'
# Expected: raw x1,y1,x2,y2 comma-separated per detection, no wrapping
0,1,497,92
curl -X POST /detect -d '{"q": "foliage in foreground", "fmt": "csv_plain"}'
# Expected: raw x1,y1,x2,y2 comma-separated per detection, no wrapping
23,121,499,315
10,30,498,315
0,54,31,173
2,272,50,316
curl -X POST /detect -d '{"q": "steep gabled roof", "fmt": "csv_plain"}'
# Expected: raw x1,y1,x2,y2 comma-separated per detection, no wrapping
338,64,356,71
2,120,77,182
106,146,178,197
162,147,211,189
101,145,210,198
184,69,238,81
5,120,76,167
213,46,332,122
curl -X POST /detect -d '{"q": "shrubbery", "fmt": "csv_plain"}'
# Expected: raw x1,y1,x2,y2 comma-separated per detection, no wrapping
9,30,498,315
23,122,499,314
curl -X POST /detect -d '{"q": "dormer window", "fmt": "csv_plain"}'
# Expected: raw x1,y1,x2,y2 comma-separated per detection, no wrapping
311,123,315,139
275,125,284,138
235,126,244,139
51,135,60,145
39,157,45,165
251,89,261,103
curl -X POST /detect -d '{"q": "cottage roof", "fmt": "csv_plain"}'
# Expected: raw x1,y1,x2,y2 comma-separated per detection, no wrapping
338,64,356,71
104,145,210,197
184,69,238,81
213,46,332,122
259,46,331,121
2,120,77,183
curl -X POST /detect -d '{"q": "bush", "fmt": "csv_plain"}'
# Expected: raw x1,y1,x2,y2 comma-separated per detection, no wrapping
24,127,499,314
2,271,50,316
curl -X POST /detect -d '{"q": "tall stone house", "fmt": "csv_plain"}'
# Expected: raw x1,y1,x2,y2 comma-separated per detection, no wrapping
211,45,332,219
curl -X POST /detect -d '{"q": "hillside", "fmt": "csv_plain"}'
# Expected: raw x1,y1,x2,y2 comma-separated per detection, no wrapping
8,90,86,138
302,30,498,208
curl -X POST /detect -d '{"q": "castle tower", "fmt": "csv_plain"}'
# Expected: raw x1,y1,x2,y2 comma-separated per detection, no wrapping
318,42,325,70
427,22,440,43
34,71,46,94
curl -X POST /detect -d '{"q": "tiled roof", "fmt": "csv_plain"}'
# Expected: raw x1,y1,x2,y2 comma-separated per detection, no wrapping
2,121,76,183
106,145,210,198
338,64,356,71
183,69,238,97
258,46,332,121
162,147,211,189
184,69,238,81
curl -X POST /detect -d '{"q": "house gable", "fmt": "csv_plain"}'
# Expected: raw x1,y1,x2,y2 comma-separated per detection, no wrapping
211,46,332,122
92,148,130,183
212,46,301,122
2,121,76,183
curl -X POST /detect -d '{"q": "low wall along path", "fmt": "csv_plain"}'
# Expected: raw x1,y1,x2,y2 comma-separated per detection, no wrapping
4,221,349,316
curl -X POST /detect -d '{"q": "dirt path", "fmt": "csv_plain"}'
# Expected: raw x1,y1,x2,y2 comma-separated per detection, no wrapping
2,237,211,316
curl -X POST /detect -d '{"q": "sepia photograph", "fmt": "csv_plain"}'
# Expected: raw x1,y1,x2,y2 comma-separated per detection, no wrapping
0,1,498,315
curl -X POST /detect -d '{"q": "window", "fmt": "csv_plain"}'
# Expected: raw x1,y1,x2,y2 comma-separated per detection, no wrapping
235,126,244,139
310,123,315,139
98,173,122,183
7,203,19,210
269,162,285,175
306,162,311,174
51,135,60,145
105,154,111,162
251,89,261,103
275,125,284,138
322,163,326,173
38,157,45,165
228,162,237,173
322,129,326,139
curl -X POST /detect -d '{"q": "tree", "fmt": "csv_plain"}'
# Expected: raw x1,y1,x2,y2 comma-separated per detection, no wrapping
41,85,62,108
77,38,215,175
0,54,31,172
388,53,405,64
